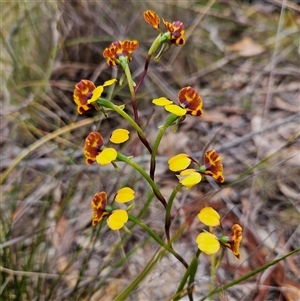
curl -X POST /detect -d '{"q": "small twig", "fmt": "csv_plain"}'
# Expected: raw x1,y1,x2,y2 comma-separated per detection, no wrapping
218,113,299,152
0,266,67,280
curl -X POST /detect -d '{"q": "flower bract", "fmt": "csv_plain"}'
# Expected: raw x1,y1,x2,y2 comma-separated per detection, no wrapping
115,187,135,203
107,209,128,230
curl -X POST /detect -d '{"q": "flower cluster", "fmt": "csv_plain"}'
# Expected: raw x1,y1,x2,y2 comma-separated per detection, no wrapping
91,187,135,230
196,207,243,259
71,10,243,295
168,150,224,188
144,10,185,45
103,40,139,67
153,86,203,117
73,79,117,114
84,129,129,165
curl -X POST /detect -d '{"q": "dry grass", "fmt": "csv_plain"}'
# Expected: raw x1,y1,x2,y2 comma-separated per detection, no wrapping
1,1,299,300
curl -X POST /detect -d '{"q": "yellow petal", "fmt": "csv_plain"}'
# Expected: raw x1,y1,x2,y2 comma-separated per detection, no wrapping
165,104,186,116
168,153,191,172
196,232,220,254
107,209,128,230
179,170,201,188
110,128,130,144
103,78,117,87
152,97,173,106
115,187,135,203
88,85,104,103
180,168,197,176
96,148,117,165
197,207,220,226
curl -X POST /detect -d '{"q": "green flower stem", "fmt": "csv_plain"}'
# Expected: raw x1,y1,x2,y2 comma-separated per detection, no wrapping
120,57,139,124
128,214,188,269
120,57,154,154
113,243,168,301
150,113,179,179
187,250,201,300
116,152,167,209
199,247,300,301
209,253,216,301
165,183,183,244
174,249,201,301
135,33,170,95
114,224,187,301
97,98,152,154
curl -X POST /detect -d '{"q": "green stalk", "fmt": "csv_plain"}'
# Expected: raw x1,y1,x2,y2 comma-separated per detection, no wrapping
173,249,201,301
120,57,154,155
114,223,188,301
120,58,139,124
209,253,216,301
150,113,179,179
113,244,167,301
97,98,152,154
165,183,183,243
116,152,167,209
199,247,300,301
187,250,201,301
128,215,188,268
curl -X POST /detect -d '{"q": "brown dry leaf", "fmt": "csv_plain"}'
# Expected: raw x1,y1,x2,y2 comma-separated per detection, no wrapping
284,146,300,167
201,110,228,123
274,96,299,113
53,214,69,249
272,263,300,301
90,278,128,301
208,187,236,202
55,256,79,288
227,37,265,57
277,181,299,200
279,235,300,278
158,131,189,156
281,278,300,301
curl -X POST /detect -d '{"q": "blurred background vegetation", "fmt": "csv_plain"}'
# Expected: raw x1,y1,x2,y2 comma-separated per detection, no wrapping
1,1,299,300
